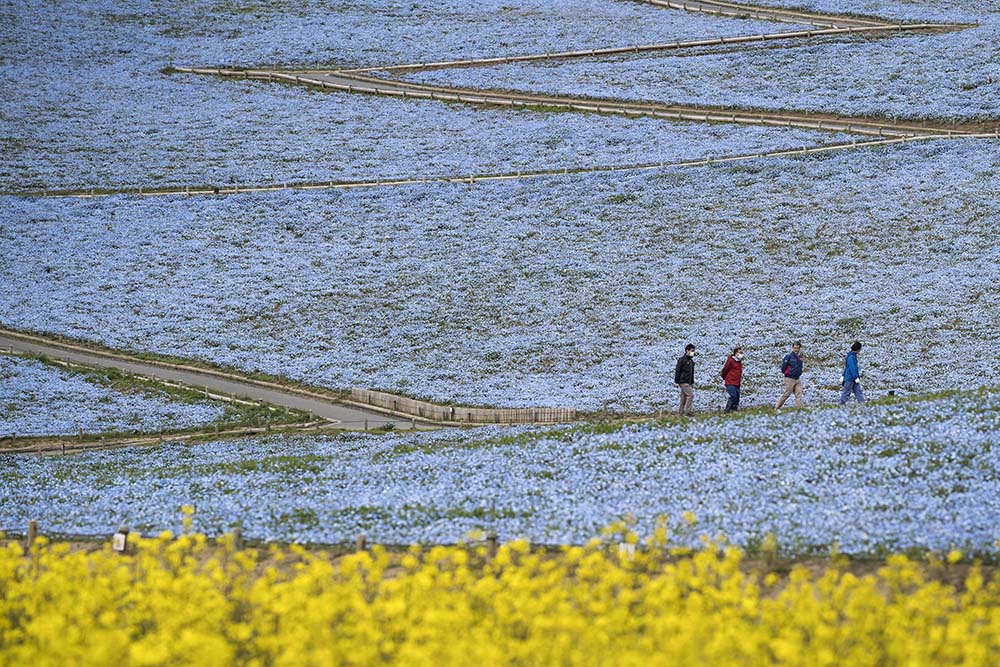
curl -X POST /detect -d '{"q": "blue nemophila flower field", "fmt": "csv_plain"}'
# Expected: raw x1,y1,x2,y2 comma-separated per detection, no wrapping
1,0,817,191
3,138,998,412
407,9,1000,123
0,355,224,437
2,390,997,555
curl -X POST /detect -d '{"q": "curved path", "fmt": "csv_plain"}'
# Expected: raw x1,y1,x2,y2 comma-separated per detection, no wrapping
1,329,576,428
0,330,424,431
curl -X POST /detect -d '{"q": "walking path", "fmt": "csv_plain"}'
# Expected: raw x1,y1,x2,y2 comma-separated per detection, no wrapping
264,69,991,138
8,2,991,201
4,1,995,435
1,328,576,430
0,330,419,432
634,0,897,29
15,134,997,200
336,24,968,74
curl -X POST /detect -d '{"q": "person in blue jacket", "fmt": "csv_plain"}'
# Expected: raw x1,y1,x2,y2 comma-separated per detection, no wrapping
840,341,865,404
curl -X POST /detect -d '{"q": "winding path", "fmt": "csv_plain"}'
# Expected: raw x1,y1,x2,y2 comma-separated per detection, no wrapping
6,1,996,429
166,1,987,144
0,330,418,431
2,328,577,429
11,2,992,201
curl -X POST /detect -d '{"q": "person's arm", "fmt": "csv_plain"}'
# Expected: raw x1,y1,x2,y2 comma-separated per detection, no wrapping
674,359,683,386
721,357,732,381
781,354,791,376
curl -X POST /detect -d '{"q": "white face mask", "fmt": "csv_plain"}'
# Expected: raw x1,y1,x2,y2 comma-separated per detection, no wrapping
735,353,744,360
686,351,695,357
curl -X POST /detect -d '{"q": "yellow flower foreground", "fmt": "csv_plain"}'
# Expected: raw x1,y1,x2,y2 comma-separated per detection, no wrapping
2,528,999,667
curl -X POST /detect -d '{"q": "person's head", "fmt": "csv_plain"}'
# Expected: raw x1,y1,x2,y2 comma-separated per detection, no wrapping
685,343,695,356
851,341,862,353
792,341,801,354
733,346,744,360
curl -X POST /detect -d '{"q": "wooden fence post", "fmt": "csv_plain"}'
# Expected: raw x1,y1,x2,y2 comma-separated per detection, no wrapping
356,534,367,551
486,532,498,560
26,520,38,549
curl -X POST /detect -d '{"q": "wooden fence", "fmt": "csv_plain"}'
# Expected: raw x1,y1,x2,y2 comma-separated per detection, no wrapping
350,389,576,425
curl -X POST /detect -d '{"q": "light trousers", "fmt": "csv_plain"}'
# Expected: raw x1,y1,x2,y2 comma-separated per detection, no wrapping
775,377,803,408
678,383,694,415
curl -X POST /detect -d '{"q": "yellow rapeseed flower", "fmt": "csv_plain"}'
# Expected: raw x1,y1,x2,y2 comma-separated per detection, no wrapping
1,522,998,667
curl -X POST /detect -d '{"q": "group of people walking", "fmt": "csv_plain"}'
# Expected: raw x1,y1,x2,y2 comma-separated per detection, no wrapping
672,341,866,416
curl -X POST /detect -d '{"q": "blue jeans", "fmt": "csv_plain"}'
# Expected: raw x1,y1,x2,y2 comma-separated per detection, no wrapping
840,380,864,404
725,385,740,412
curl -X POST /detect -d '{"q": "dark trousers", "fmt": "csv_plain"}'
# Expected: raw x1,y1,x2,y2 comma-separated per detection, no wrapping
725,385,740,412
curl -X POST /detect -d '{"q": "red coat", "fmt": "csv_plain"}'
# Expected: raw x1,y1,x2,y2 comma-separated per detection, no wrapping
721,356,743,387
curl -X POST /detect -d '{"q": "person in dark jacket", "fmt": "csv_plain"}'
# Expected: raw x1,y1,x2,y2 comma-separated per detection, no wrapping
774,341,804,409
840,341,865,404
674,343,696,416
720,347,744,412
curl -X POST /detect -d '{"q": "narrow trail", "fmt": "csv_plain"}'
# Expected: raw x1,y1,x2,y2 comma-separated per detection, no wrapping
13,134,998,200
0,329,577,430
0,331,415,432
8,2,991,200
336,24,968,74
633,0,898,28
299,69,990,138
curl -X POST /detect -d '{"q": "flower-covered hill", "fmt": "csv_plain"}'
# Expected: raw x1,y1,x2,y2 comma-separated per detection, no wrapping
0,355,226,437
3,388,998,555
407,1,998,122
1,0,812,191
3,139,998,412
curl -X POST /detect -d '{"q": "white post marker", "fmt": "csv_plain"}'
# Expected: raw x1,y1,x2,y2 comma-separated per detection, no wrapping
112,525,130,553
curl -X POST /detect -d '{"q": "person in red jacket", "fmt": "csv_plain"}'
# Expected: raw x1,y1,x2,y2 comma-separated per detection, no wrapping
720,347,744,412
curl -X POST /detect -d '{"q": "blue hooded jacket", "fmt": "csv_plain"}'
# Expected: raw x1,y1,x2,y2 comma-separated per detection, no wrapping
843,351,860,383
